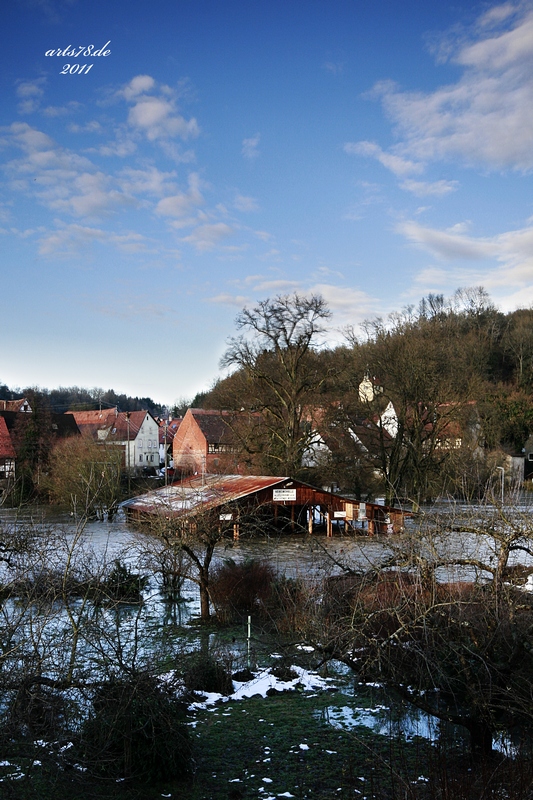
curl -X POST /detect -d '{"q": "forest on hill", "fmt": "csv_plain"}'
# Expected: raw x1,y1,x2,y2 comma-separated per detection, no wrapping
3,286,533,506
198,287,533,505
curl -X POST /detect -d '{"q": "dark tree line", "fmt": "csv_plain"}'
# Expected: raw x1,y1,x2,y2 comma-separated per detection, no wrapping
0,384,165,416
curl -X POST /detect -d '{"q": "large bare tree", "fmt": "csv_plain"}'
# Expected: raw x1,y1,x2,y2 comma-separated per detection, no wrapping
220,293,332,476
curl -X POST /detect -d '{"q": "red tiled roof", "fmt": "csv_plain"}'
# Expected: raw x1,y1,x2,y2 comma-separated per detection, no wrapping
0,417,16,459
68,410,154,441
159,418,182,444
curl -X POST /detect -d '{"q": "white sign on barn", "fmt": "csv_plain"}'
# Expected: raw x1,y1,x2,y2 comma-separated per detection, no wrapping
273,488,297,501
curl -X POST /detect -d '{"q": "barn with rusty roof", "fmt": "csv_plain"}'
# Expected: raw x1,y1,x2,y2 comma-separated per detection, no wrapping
122,474,409,537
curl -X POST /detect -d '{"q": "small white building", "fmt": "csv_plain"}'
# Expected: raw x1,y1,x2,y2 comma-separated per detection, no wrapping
68,409,160,473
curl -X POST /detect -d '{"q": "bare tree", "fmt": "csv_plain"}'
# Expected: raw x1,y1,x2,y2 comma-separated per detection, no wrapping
220,293,332,476
317,505,533,758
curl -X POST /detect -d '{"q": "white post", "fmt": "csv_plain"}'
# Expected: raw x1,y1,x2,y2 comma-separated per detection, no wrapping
496,466,504,505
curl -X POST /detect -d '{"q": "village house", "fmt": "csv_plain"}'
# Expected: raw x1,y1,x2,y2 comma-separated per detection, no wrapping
0,398,32,413
0,408,80,493
0,416,16,486
159,417,182,470
172,408,245,476
67,409,160,473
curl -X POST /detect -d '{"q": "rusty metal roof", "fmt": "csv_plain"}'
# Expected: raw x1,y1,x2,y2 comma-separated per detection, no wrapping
122,474,289,516
121,473,411,521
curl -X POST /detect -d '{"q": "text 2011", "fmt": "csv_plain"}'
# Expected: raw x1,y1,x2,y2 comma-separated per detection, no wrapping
60,64,94,74
45,41,111,74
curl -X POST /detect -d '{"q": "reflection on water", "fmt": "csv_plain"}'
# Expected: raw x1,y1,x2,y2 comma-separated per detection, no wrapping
4,499,533,585
317,702,440,742
1,503,532,754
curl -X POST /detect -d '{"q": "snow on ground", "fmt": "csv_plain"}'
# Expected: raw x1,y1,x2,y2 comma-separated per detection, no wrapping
188,664,333,711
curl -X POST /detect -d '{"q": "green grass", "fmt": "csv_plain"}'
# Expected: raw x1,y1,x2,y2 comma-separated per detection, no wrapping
170,686,435,800
3,681,532,800
0,680,437,800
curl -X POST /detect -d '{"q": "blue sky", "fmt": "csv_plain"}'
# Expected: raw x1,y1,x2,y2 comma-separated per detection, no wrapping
2,0,533,405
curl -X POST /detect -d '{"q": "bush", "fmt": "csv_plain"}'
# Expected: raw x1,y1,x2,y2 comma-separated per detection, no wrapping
101,560,149,604
81,673,190,783
3,678,69,739
182,651,234,695
262,576,313,634
210,558,275,621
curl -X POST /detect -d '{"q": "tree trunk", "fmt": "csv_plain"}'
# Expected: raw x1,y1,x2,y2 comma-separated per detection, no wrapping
199,573,210,620
467,719,493,759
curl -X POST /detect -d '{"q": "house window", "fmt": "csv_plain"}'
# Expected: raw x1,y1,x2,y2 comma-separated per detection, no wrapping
528,454,533,462
148,441,151,448
138,439,143,447
208,443,234,453
139,454,143,462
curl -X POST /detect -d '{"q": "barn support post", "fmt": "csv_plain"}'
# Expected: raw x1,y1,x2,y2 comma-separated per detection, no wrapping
233,523,240,540
326,509,332,537
308,506,314,534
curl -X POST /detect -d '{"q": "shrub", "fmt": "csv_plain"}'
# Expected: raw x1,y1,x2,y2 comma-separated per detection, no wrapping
81,673,190,783
210,558,275,621
2,678,69,739
101,560,149,604
262,576,313,634
182,651,234,695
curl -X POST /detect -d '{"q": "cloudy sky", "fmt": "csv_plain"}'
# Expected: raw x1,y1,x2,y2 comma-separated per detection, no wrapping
2,0,533,405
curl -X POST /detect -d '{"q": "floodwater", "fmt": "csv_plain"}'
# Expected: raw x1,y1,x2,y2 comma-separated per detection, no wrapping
1,500,533,755
3,497,533,586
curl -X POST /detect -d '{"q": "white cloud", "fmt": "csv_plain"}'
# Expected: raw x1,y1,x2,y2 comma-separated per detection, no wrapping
181,222,234,251
42,102,80,117
16,79,45,114
38,224,147,256
397,218,533,303
68,121,103,134
375,7,533,171
242,133,260,159
254,230,273,242
397,219,496,260
128,96,199,141
121,75,156,101
2,124,135,219
118,166,178,197
117,75,199,145
344,140,423,177
155,172,204,217
399,178,458,196
308,283,378,329
234,194,259,212
256,248,281,262
346,6,533,187
68,172,134,217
